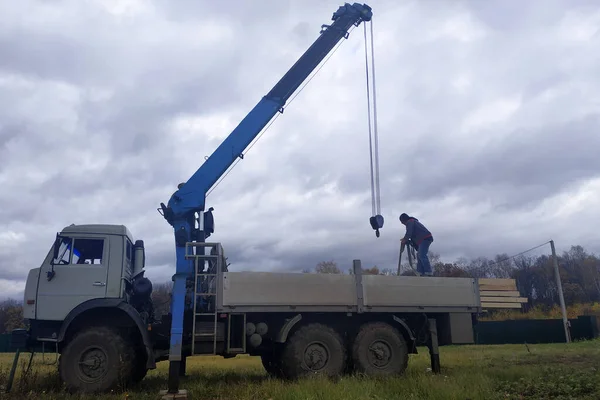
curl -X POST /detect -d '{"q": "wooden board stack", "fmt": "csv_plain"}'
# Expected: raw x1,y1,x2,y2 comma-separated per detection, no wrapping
477,278,528,309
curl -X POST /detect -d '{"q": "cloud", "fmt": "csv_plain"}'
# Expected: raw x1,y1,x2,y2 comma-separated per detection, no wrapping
1,0,599,302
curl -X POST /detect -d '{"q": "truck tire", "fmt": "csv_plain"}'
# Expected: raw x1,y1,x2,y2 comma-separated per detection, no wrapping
351,321,408,376
131,346,148,383
59,326,134,393
281,323,346,379
260,345,285,378
261,353,284,378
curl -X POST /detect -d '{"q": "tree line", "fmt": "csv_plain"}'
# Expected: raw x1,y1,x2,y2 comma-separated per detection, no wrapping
302,244,600,312
1,243,598,333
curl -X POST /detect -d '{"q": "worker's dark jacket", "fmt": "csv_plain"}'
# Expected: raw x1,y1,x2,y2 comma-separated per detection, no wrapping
402,217,433,247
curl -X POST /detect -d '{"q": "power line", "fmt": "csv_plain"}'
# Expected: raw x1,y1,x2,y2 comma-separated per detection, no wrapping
486,240,551,267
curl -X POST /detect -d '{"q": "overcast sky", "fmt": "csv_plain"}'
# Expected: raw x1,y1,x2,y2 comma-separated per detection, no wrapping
1,0,599,300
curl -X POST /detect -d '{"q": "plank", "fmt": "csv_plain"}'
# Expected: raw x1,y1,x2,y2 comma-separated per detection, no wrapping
481,302,523,309
479,284,517,291
480,296,528,303
478,278,516,286
479,290,521,297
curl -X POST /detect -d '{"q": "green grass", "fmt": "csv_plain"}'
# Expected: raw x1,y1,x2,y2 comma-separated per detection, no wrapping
2,340,600,399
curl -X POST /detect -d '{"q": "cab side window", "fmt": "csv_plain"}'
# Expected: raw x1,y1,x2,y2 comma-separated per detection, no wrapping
52,237,104,265
126,240,132,263
73,238,104,265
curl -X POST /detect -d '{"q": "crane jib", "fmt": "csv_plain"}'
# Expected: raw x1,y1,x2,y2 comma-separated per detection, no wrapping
266,3,373,103
160,4,380,394
163,3,375,221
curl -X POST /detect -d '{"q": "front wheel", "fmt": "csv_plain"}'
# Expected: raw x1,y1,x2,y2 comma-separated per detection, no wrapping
130,346,148,383
59,326,134,393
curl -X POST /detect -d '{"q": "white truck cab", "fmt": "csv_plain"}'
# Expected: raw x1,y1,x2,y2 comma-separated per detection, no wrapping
25,224,139,322
14,223,158,393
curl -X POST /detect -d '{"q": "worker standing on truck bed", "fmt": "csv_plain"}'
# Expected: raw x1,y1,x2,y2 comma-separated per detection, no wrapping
400,213,434,276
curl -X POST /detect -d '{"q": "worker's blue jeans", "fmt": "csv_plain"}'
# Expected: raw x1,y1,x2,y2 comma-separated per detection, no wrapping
416,239,433,276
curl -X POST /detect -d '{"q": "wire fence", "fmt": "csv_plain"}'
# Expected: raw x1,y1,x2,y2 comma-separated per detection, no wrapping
397,240,557,278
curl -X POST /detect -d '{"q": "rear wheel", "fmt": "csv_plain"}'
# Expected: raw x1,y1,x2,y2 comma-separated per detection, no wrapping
351,321,408,376
280,323,346,379
59,326,134,393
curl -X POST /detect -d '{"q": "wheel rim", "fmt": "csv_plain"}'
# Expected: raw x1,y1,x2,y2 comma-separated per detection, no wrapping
77,345,109,382
367,339,393,368
303,341,330,371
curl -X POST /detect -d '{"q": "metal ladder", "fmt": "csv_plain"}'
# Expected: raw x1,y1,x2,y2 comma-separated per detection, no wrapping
185,242,223,355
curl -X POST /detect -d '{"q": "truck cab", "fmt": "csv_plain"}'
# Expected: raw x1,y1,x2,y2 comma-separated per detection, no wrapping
25,225,132,320
14,223,158,393
23,224,150,324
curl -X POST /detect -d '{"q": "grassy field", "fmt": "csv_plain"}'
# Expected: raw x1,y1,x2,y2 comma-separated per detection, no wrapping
1,340,600,399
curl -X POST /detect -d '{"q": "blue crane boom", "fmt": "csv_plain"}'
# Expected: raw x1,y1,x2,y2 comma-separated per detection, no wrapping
159,2,376,394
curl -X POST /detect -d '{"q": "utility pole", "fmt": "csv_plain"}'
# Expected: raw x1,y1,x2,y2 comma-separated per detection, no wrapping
550,239,571,343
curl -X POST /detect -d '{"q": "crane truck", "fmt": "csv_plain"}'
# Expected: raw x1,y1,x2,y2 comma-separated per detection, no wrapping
9,3,482,397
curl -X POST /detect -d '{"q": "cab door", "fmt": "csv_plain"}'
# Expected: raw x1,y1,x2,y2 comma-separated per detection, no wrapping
36,235,109,321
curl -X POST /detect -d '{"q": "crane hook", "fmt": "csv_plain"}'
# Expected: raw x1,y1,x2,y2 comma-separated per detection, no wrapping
370,214,384,238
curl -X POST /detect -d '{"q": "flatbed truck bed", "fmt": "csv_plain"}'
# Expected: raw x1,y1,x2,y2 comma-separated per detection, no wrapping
221,268,480,313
